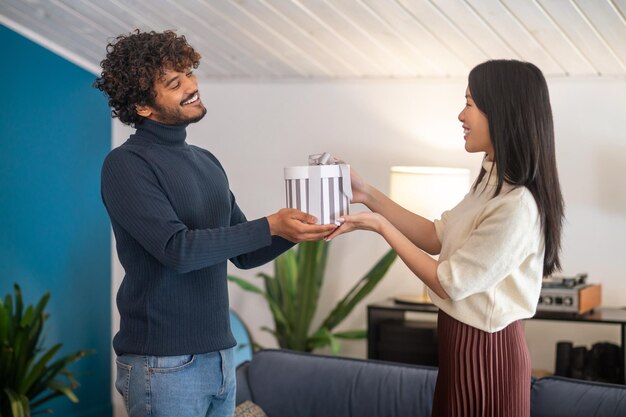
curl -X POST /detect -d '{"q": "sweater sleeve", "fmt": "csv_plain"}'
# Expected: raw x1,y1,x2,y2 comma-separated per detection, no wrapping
202,150,296,268
437,195,540,301
101,149,274,274
227,193,295,269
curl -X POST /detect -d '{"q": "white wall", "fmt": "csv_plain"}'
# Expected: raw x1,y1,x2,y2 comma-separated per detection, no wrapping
111,77,626,401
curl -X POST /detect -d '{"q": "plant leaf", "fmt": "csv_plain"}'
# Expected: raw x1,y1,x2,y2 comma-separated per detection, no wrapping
227,275,264,295
3,387,29,417
332,329,367,339
306,327,340,354
19,306,34,328
46,381,79,403
29,389,64,411
31,293,50,325
274,250,297,323
229,274,292,347
259,273,281,312
319,249,397,332
259,273,293,348
0,301,9,342
293,241,328,350
30,349,91,397
234,242,395,355
14,284,24,324
1,285,89,414
19,344,62,393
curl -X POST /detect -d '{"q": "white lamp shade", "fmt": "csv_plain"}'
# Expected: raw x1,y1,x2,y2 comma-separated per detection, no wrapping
389,166,471,220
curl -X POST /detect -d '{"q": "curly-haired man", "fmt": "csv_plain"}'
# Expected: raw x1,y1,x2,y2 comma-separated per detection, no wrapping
95,30,335,416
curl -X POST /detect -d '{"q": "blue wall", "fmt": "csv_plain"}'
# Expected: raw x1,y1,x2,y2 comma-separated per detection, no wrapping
0,25,112,416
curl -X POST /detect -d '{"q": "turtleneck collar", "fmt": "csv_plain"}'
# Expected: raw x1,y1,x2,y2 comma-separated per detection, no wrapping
135,118,188,146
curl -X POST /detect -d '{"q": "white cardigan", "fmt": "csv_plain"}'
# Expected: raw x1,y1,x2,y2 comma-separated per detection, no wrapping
429,159,544,333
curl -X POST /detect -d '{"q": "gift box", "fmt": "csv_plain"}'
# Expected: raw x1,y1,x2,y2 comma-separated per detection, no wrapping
284,153,352,225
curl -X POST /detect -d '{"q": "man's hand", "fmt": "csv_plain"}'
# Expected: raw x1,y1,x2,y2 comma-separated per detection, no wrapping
267,208,337,242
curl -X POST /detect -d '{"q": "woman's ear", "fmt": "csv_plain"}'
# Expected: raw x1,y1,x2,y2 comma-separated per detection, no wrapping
135,104,152,117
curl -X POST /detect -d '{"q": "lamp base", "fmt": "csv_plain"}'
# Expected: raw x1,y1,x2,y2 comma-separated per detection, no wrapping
393,292,433,306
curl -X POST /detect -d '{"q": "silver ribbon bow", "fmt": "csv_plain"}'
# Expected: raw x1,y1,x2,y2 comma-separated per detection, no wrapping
308,152,344,166
307,152,353,206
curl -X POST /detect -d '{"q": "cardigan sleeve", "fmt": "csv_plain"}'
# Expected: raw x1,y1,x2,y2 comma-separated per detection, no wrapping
436,194,541,301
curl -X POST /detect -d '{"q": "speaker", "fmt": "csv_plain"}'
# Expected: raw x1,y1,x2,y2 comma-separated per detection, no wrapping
554,341,573,377
570,346,588,380
554,341,621,383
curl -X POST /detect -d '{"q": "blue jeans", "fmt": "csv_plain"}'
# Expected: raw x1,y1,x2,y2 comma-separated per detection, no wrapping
115,348,235,417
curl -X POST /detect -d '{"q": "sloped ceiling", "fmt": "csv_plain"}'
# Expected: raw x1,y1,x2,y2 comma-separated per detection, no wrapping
1,0,625,80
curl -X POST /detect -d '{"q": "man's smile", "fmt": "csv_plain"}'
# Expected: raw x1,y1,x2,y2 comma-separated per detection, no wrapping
181,92,199,106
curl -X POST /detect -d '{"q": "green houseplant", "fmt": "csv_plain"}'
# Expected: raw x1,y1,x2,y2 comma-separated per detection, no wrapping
0,284,92,417
229,241,397,353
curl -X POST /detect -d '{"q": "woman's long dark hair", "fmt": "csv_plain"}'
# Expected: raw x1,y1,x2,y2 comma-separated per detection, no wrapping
469,60,564,277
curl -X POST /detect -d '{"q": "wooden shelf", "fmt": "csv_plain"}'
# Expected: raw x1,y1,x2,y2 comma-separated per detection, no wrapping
367,299,626,384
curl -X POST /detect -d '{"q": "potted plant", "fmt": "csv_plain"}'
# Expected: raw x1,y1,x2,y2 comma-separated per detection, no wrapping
0,284,92,417
229,241,397,353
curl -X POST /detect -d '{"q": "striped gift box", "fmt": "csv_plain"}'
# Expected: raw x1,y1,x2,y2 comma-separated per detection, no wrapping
284,164,351,225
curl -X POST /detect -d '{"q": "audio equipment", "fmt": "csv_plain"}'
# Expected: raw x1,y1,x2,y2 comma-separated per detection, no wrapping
537,274,601,314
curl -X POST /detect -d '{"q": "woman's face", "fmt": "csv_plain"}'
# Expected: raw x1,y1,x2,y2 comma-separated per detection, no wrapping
458,87,494,160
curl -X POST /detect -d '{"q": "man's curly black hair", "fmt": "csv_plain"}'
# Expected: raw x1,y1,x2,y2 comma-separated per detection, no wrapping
94,30,201,126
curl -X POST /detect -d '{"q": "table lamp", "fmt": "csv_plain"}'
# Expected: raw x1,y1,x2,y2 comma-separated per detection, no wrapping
389,166,470,304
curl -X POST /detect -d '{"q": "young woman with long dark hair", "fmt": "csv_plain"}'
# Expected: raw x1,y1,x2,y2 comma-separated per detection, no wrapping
327,60,564,417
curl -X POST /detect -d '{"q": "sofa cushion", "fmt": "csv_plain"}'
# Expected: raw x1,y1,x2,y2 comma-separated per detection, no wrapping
531,376,626,417
246,349,437,417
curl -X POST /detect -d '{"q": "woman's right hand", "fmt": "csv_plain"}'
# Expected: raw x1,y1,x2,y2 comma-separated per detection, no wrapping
325,212,388,241
349,166,370,205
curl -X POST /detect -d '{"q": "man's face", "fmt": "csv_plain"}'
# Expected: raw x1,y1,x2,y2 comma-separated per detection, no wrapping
138,67,207,125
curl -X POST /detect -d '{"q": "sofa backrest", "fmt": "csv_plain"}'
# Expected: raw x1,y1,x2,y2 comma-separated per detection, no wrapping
239,349,438,417
531,376,626,417
237,349,626,417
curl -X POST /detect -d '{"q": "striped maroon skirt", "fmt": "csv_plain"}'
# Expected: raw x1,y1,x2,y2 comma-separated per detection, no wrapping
431,310,531,417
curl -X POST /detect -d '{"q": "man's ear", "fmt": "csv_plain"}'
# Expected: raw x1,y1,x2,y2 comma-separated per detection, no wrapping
135,104,152,117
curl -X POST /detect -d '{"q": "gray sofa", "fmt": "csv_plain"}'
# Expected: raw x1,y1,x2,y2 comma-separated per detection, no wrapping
236,349,626,417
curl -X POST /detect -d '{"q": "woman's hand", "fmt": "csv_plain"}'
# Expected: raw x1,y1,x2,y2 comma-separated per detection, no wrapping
325,212,388,241
326,209,448,299
349,167,370,205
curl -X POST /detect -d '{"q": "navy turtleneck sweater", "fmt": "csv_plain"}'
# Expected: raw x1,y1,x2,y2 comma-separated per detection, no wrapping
101,119,293,356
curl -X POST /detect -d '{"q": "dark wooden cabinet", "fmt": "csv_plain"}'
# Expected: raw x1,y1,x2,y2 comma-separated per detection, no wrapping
367,299,626,383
